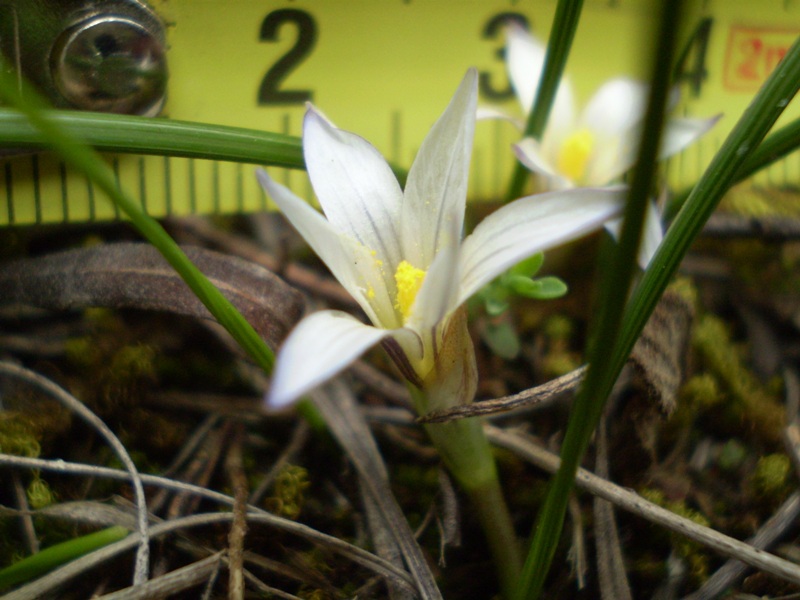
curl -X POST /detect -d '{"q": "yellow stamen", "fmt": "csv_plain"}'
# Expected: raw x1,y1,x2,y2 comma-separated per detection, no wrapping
394,260,426,321
557,129,595,183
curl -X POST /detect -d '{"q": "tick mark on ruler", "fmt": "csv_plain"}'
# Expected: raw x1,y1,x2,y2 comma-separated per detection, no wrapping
32,154,41,224
164,156,172,216
4,162,14,225
138,157,147,215
60,162,69,223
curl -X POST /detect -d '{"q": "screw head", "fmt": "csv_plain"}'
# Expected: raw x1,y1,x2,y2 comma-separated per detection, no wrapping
51,14,167,115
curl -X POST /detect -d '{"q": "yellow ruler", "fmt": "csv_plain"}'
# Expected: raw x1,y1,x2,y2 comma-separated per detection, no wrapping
0,0,798,225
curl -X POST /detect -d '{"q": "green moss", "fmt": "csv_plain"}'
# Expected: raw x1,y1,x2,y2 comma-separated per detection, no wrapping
680,374,722,410
691,315,785,445
669,276,699,306
27,475,55,509
108,345,157,383
717,439,748,472
639,488,710,583
751,454,791,499
0,414,41,458
266,465,310,520
540,315,580,378
543,315,574,340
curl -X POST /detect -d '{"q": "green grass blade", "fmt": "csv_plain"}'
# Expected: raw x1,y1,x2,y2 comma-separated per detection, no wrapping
0,109,303,168
514,2,684,598
0,59,275,375
614,36,800,392
665,116,800,220
0,526,129,592
516,26,800,600
506,0,585,200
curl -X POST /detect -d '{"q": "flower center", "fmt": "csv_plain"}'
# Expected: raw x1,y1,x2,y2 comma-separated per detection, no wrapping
394,260,426,322
557,129,595,183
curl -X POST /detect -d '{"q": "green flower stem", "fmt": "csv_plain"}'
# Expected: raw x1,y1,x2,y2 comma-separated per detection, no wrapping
0,109,303,168
0,526,129,592
408,385,521,599
506,0,585,201
514,2,685,599
665,116,800,221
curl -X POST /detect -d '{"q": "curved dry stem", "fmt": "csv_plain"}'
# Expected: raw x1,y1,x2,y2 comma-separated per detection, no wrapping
0,454,417,596
0,361,150,585
487,425,800,588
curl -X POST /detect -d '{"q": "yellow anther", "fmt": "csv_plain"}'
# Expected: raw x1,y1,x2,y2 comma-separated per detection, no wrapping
366,284,376,300
394,260,426,321
557,129,595,183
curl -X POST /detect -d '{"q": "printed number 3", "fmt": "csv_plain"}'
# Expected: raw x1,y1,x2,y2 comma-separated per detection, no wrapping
258,9,318,105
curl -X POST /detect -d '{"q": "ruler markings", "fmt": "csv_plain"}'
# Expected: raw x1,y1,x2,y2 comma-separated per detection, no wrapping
212,160,220,214
391,110,402,167
112,157,121,220
236,162,244,213
259,173,268,212
86,176,96,222
139,156,148,215
473,147,484,200
31,154,41,224
4,161,13,225
164,155,172,216
188,158,197,215
59,161,68,223
281,113,292,189
0,1,798,226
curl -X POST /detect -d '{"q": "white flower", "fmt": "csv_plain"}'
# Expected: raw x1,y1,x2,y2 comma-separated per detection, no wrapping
258,69,627,408
499,23,721,189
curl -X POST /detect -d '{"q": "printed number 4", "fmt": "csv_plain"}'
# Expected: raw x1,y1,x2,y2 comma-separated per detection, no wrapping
674,18,713,97
258,9,318,105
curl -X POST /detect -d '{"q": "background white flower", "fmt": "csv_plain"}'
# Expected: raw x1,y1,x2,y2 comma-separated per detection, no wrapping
498,22,721,190
258,69,627,408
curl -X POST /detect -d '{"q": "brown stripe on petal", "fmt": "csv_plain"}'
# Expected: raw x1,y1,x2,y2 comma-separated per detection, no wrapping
381,337,423,388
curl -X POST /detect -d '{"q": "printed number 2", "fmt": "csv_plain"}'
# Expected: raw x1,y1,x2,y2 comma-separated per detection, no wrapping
258,9,317,105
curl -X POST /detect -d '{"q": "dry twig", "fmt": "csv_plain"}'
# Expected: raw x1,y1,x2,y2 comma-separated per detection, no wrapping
0,361,151,586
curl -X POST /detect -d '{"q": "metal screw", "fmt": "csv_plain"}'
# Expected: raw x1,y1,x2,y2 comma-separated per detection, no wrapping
51,12,167,116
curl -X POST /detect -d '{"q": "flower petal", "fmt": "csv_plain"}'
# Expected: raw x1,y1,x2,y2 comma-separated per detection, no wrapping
513,137,573,189
401,68,477,268
660,115,722,160
585,134,634,186
458,187,627,304
476,106,525,130
603,200,664,269
257,169,399,328
580,78,649,137
266,311,394,408
506,23,575,133
303,106,403,270
406,241,461,334
506,21,546,116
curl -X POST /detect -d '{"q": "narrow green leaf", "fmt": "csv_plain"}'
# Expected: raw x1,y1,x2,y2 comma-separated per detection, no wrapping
0,109,303,168
514,2,685,598
615,37,800,398
665,116,800,220
0,526,129,591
